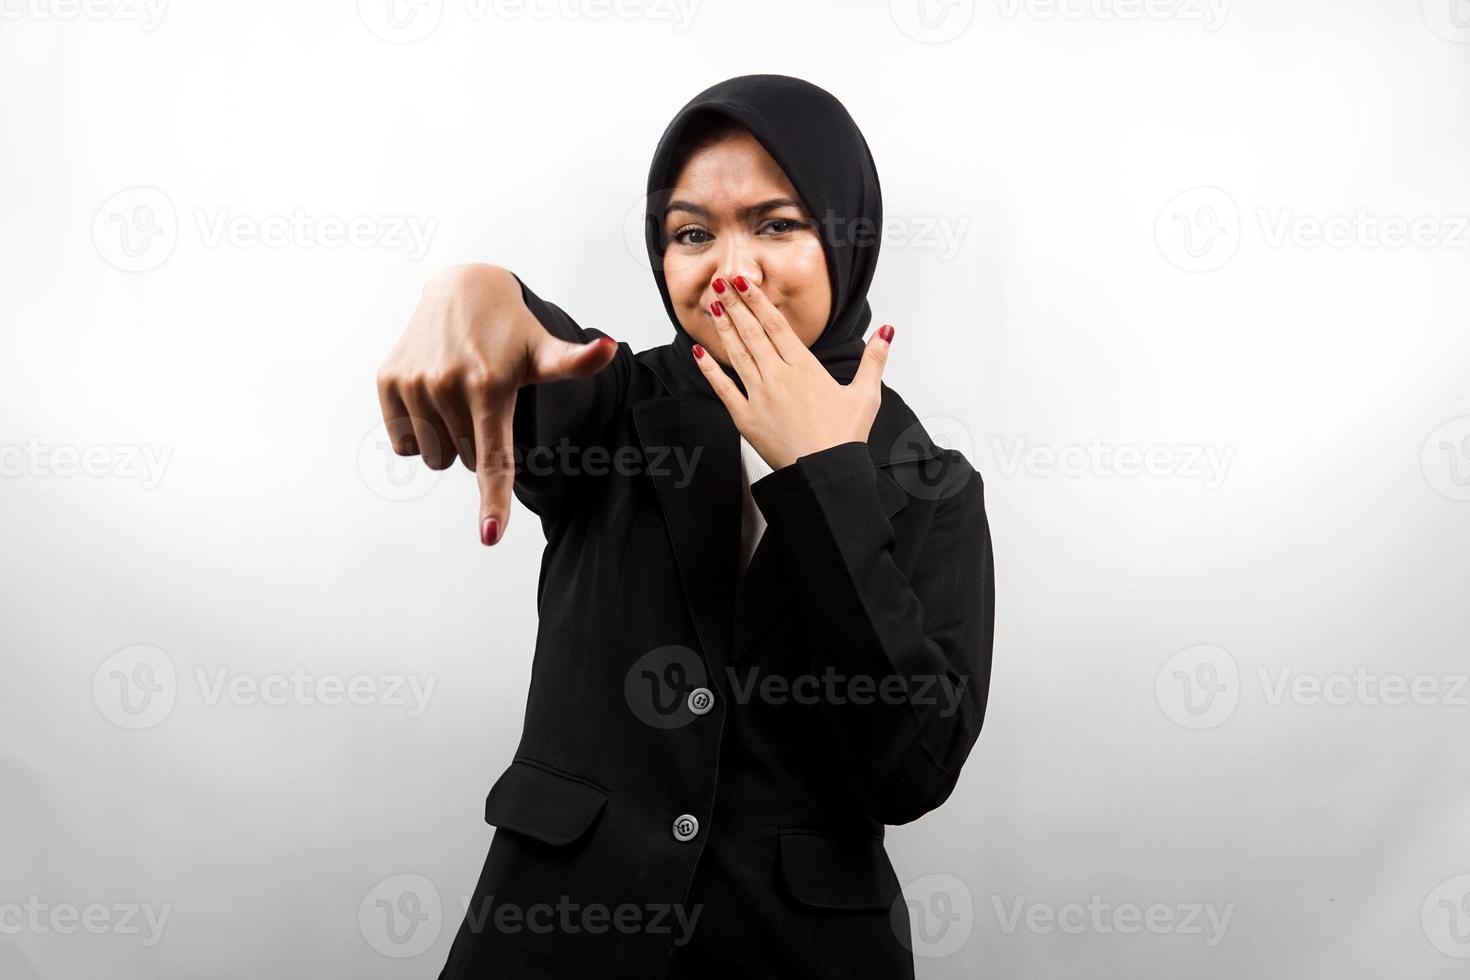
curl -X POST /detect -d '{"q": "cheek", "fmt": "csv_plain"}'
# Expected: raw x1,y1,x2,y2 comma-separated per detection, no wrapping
663,260,701,304
778,242,832,333
785,242,828,296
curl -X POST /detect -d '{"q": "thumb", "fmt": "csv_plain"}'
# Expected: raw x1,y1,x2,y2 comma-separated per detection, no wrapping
853,323,893,392
525,332,619,385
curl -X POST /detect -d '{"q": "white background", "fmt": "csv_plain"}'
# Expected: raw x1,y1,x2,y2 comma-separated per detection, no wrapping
2,0,1469,977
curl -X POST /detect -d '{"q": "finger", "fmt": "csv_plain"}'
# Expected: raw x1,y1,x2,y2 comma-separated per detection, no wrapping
527,334,619,385
376,372,418,456
427,380,477,471
470,386,517,547
852,323,894,393
724,275,805,364
399,381,455,470
710,299,762,389
690,340,746,415
714,275,781,369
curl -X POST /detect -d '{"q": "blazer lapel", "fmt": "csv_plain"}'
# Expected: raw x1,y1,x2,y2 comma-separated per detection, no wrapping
727,462,911,663
631,395,741,672
729,528,786,661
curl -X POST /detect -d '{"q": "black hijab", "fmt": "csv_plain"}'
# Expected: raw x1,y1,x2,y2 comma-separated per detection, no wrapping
640,74,883,400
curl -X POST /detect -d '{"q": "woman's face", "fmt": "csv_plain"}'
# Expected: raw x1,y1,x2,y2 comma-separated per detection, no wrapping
662,130,832,367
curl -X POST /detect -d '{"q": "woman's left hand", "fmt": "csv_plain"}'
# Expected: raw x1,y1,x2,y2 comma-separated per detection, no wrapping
692,274,895,471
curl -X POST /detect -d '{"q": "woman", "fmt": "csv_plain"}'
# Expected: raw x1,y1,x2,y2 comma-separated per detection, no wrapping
377,74,996,980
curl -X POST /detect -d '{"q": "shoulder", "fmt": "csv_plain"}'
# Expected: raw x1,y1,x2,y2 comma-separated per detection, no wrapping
871,382,984,501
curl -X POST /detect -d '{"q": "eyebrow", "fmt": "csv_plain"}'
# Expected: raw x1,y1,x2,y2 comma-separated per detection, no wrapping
664,197,807,221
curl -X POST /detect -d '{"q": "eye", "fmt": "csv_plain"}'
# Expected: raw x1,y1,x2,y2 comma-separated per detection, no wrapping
762,218,808,234
670,225,710,246
669,218,809,247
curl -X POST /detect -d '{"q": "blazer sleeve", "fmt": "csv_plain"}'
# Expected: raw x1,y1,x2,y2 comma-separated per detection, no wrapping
750,440,996,826
509,272,630,523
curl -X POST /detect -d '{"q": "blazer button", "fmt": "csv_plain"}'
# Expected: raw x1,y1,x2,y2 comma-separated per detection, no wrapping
687,687,714,716
672,813,699,842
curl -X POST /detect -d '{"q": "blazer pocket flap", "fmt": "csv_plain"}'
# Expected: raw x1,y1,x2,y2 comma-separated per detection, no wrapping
484,760,608,847
778,830,901,911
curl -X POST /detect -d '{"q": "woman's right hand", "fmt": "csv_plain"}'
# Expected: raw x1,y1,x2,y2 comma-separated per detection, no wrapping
375,263,619,546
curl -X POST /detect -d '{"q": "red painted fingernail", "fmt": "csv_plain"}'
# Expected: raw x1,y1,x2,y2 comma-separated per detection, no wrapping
481,517,500,546
710,301,724,318
712,278,726,294
692,343,705,359
879,324,895,342
733,276,748,292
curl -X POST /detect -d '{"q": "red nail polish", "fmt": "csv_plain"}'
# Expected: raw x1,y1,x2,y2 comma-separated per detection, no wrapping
733,276,748,292
710,301,724,318
879,324,894,342
481,517,500,546
712,278,726,294
692,343,705,359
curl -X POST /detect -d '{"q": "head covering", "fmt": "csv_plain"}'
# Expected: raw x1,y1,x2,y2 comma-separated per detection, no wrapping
640,74,883,399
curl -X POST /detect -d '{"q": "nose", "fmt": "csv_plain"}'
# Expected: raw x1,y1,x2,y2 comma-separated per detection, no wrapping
714,238,759,290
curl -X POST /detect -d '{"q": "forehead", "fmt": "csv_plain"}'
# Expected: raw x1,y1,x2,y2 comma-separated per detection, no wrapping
668,131,801,205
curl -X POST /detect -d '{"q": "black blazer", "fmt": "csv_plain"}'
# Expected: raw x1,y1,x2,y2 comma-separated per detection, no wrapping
438,278,996,980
